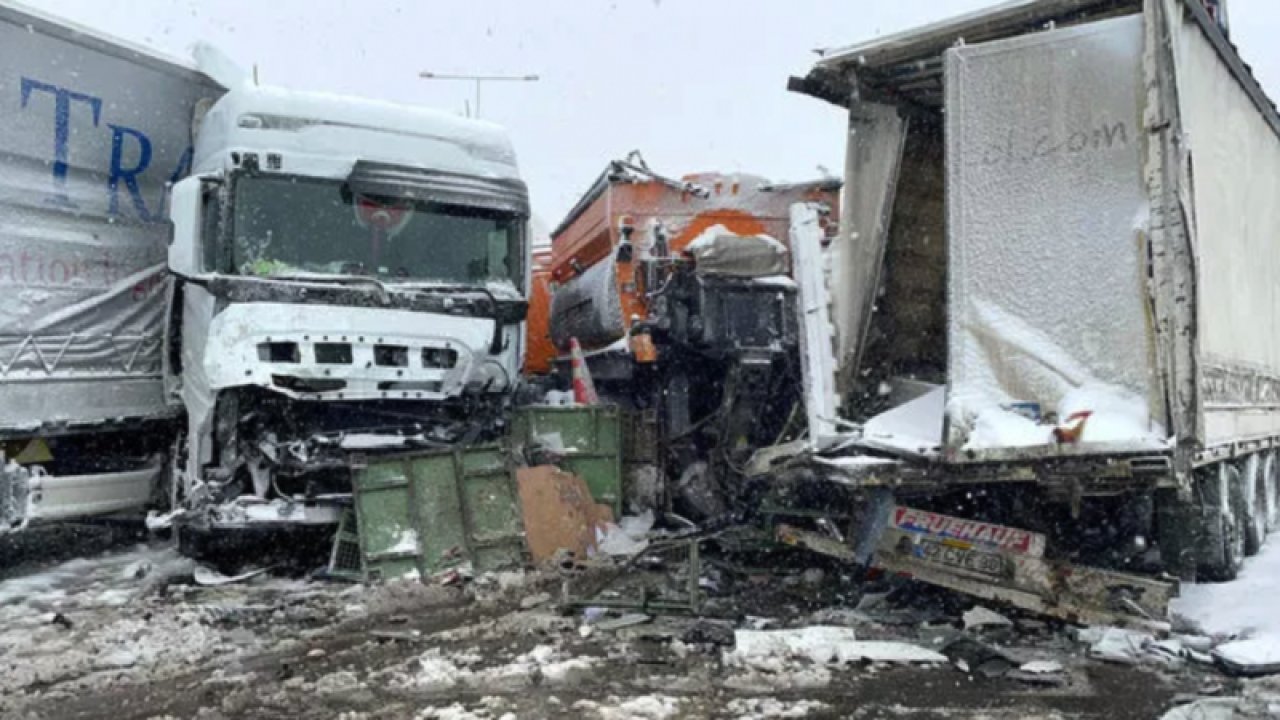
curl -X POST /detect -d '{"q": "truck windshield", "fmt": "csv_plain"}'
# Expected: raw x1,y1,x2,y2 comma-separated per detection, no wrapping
222,175,524,288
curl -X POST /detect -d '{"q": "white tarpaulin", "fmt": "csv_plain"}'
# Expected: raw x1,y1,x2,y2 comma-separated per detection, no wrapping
0,6,222,429
1165,0,1280,445
944,15,1164,454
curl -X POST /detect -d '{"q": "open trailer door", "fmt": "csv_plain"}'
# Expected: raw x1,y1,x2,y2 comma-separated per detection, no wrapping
942,14,1168,463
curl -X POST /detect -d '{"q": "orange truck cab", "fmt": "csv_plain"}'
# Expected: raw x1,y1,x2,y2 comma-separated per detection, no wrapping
526,155,838,516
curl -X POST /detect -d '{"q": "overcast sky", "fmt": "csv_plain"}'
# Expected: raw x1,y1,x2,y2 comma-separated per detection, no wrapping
28,0,1280,227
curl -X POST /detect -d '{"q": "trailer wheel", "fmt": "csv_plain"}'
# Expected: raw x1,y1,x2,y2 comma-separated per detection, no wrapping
1200,463,1246,582
1244,455,1268,556
1224,464,1248,578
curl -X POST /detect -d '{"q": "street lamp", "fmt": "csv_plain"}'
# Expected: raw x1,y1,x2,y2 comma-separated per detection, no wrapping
418,72,540,118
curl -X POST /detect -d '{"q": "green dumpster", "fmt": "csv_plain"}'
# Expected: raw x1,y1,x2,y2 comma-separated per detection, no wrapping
347,445,527,581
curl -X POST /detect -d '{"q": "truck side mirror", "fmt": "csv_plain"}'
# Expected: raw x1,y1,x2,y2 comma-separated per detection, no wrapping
168,176,206,278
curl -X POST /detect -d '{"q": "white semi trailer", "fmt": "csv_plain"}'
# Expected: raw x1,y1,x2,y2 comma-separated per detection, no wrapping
773,0,1278,600
0,2,530,547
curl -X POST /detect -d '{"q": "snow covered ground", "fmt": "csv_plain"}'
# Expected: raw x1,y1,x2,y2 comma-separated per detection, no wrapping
1173,532,1280,638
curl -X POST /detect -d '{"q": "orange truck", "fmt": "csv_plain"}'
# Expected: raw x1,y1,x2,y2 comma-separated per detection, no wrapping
527,155,838,515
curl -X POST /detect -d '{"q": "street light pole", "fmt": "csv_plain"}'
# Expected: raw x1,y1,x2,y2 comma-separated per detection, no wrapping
417,72,540,118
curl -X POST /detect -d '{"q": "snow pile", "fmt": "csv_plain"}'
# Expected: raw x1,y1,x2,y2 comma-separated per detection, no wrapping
1213,636,1280,675
571,695,682,720
725,698,829,719
1174,532,1280,638
724,627,946,668
962,403,1052,449
953,382,1167,452
392,644,598,692
1058,384,1164,445
949,293,1167,453
415,701,515,720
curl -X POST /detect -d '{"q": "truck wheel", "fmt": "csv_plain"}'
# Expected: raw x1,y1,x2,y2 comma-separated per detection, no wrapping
1223,464,1248,578
1200,464,1245,582
1244,456,1267,556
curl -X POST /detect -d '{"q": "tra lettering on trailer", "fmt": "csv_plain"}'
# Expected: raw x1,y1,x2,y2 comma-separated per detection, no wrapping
19,76,193,223
890,506,1046,558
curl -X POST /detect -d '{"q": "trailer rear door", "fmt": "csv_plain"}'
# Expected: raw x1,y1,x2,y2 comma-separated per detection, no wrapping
943,15,1168,460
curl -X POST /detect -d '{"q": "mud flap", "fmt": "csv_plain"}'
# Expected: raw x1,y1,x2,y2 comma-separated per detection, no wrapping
778,503,1177,628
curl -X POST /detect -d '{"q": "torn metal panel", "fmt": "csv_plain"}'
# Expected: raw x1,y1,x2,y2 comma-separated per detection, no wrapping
779,502,1175,627
790,203,840,451
878,505,1175,626
831,102,907,401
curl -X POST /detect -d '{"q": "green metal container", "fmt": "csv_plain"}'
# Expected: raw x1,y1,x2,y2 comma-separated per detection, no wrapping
512,405,624,515
348,445,526,581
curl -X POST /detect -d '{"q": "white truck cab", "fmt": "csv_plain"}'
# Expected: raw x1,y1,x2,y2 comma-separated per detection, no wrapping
165,84,530,532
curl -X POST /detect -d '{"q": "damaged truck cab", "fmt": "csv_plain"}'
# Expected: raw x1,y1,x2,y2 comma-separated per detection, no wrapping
164,86,530,533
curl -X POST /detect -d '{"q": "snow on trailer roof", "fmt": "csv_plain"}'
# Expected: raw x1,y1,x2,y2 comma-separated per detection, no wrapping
792,0,1278,134
0,0,220,87
792,0,1136,108
815,0,1133,72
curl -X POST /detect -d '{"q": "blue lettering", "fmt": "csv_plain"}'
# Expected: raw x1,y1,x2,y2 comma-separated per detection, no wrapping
108,124,153,220
20,78,103,208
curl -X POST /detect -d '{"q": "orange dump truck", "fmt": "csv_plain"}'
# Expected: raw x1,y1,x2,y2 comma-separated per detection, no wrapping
528,156,838,515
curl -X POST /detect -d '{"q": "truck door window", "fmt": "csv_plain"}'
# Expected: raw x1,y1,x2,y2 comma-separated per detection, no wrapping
201,190,222,272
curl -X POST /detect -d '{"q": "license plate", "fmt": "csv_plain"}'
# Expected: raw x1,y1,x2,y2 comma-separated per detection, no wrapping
914,537,1007,577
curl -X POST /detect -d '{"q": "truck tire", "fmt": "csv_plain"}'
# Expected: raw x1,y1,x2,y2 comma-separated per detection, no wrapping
1243,454,1268,556
1200,463,1246,582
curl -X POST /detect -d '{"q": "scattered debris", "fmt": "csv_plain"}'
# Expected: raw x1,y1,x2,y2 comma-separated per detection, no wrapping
1158,697,1248,720
193,565,272,587
1019,659,1065,674
519,592,553,610
595,613,652,632
1082,626,1160,666
725,627,946,667
1212,636,1280,676
963,605,1014,631
596,520,651,557
517,465,613,564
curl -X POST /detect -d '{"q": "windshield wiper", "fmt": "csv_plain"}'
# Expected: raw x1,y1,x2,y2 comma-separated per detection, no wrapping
259,273,392,305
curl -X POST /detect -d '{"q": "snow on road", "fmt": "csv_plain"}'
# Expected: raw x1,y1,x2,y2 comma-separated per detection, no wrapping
1173,532,1280,638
